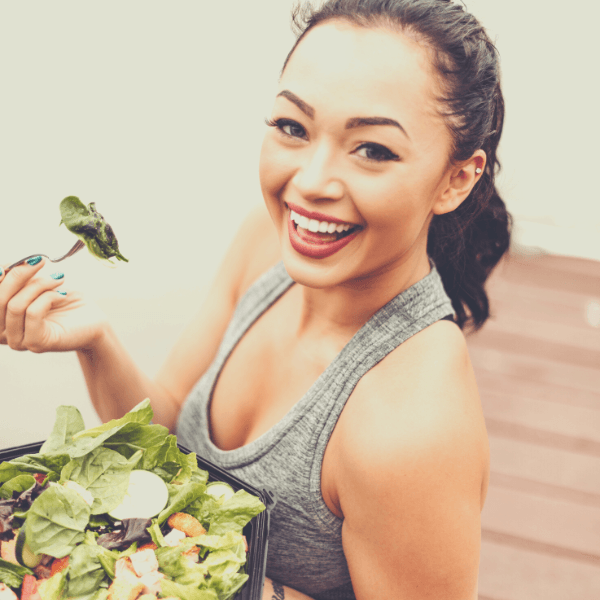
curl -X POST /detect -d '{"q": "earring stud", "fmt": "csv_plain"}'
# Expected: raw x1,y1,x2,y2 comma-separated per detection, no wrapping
475,168,482,174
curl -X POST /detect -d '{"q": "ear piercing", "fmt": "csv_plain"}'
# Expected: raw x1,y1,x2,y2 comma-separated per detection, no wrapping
475,168,482,174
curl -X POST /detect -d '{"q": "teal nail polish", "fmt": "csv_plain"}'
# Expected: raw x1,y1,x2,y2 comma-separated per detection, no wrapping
56,290,67,296
51,272,64,280
0,267,3,277
27,256,42,266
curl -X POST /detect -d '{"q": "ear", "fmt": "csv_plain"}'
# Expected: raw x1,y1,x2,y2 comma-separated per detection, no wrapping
433,150,486,216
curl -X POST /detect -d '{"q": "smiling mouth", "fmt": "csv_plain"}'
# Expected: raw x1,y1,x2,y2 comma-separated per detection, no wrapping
289,209,361,244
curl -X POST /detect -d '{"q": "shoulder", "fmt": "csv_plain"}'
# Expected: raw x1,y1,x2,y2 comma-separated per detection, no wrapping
338,319,488,494
218,204,281,304
331,321,488,598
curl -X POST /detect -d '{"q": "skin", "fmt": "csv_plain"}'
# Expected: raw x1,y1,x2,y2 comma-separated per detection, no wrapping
0,20,489,600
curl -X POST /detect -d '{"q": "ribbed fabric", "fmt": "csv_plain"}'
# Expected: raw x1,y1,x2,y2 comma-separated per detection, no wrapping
176,261,455,600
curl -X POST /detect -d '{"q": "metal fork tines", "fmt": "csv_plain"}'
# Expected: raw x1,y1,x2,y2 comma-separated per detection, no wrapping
5,240,85,274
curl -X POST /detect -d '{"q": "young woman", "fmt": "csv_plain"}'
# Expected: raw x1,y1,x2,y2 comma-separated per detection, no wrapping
0,1,511,598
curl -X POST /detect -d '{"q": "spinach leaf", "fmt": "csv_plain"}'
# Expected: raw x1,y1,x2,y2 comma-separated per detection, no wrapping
26,484,91,557
61,448,141,515
0,453,70,484
65,539,108,597
0,557,33,589
41,406,86,454
37,570,67,600
59,196,128,264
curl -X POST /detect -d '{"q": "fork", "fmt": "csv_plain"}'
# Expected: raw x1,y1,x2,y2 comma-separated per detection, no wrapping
4,239,85,274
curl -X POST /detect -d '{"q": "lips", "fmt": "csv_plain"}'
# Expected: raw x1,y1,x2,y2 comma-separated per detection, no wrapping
286,204,361,259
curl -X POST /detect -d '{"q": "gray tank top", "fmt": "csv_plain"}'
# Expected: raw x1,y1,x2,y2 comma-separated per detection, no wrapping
176,260,455,600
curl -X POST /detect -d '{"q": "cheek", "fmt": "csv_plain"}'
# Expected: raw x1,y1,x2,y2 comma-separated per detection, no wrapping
259,137,292,199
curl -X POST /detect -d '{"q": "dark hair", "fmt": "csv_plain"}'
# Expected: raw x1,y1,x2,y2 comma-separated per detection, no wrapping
283,0,512,331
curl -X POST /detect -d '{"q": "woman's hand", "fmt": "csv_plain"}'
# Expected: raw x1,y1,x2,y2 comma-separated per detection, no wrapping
0,257,107,353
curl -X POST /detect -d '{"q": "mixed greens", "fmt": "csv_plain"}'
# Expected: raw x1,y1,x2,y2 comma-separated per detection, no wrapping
0,400,265,600
59,197,128,265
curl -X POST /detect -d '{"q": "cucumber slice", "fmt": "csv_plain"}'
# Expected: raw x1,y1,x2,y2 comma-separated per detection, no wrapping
205,482,235,501
108,470,169,521
15,527,42,568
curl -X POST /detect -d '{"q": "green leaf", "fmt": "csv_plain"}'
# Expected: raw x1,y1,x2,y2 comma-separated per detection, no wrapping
72,400,152,441
206,572,249,600
59,197,128,264
202,549,245,577
159,579,218,600
37,570,67,600
0,475,36,499
102,423,169,461
0,557,33,589
157,482,206,525
65,539,107,597
25,484,91,557
0,453,71,484
60,448,141,515
207,490,265,536
41,406,86,454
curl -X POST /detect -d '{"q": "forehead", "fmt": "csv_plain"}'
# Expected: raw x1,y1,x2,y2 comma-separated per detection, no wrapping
280,21,442,128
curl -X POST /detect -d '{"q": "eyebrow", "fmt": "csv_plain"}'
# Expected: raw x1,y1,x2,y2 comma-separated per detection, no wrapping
276,89,410,140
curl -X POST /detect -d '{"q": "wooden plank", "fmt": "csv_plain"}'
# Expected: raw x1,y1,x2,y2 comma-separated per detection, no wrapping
481,390,600,444
489,436,600,498
476,313,600,353
473,369,600,411
478,538,600,600
492,254,600,296
468,328,600,370
481,486,600,558
468,346,600,393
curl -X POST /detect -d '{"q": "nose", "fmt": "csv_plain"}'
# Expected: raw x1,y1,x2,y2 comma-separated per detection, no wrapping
291,142,345,203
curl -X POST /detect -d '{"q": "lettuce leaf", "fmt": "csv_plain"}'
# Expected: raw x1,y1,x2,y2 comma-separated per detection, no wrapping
207,490,266,536
157,482,206,525
159,579,218,600
0,453,70,484
26,484,91,557
0,475,36,500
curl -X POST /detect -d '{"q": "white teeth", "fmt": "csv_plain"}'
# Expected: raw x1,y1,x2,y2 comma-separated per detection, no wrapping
308,219,320,233
290,208,355,235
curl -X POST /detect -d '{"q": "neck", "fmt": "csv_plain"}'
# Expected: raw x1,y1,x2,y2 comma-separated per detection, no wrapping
291,249,432,343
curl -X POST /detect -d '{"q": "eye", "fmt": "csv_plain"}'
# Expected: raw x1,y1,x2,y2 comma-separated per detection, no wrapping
354,143,400,163
265,118,307,140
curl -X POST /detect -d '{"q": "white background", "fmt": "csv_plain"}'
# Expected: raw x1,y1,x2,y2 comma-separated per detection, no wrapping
1,0,598,446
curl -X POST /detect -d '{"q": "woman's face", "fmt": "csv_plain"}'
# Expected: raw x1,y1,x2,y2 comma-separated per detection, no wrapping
259,21,458,290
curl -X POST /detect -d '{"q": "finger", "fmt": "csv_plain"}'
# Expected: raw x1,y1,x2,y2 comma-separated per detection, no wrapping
4,270,66,350
0,256,47,332
21,287,71,353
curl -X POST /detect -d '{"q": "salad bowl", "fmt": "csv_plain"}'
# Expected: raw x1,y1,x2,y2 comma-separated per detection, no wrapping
0,403,274,600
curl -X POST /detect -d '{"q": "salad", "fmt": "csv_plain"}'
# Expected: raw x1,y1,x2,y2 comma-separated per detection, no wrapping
59,196,128,265
0,400,266,600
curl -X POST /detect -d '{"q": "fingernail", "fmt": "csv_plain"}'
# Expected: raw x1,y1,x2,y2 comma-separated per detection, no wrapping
56,290,67,296
27,256,42,266
0,267,3,277
51,272,64,280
